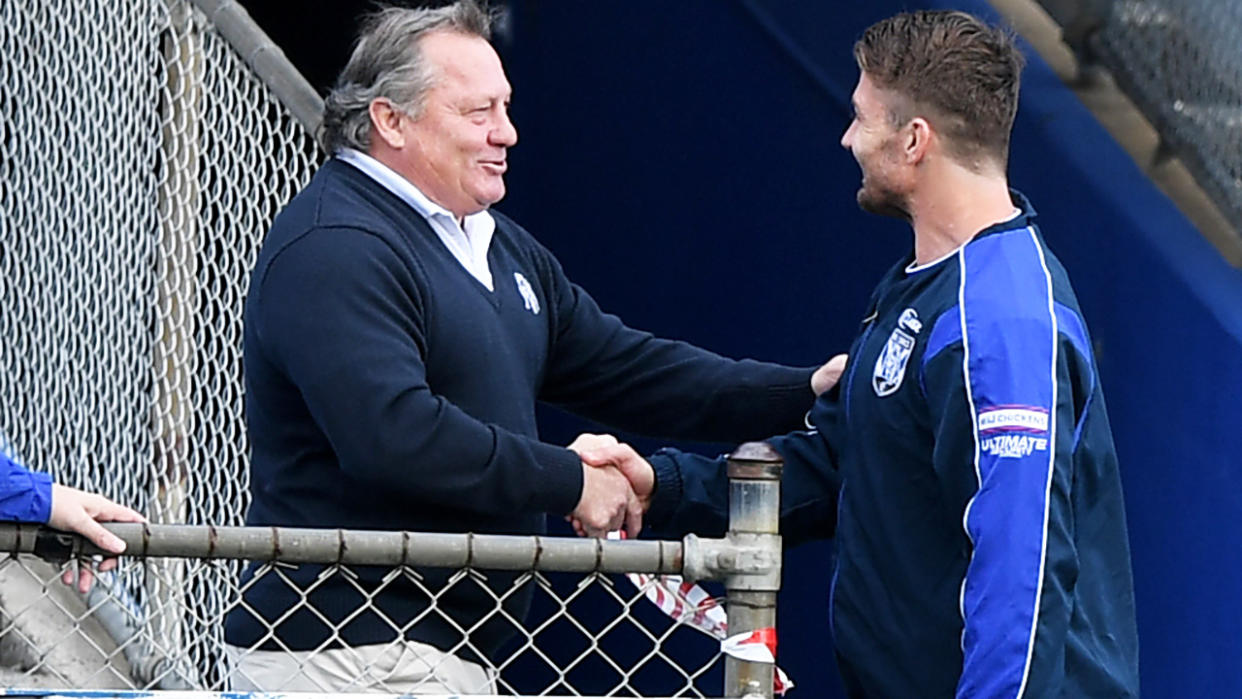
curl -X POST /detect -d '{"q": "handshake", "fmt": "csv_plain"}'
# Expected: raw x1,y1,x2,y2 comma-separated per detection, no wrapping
561,354,848,539
566,434,654,538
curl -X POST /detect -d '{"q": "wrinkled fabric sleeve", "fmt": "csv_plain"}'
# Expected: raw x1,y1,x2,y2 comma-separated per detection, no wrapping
921,235,1080,699
0,452,52,523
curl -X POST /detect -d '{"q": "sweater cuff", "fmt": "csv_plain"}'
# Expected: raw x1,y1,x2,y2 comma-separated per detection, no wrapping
766,368,816,419
529,442,584,516
644,449,684,531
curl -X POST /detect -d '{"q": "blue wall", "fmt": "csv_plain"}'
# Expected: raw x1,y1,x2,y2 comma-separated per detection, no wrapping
496,1,1242,696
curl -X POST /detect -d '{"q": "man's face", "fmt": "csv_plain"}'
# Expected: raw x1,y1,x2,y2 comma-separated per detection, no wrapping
395,31,517,219
840,72,910,220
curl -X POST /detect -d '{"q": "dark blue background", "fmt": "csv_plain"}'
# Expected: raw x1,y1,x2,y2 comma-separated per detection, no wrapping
250,1,1242,695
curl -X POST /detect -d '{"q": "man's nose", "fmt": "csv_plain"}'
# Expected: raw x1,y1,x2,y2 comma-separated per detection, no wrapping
492,110,518,147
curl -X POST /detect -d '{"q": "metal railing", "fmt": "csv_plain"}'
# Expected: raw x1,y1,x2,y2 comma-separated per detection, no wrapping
0,445,785,698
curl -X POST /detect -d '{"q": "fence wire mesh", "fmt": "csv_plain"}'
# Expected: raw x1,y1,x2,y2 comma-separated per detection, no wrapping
1083,0,1242,228
1,0,316,691
0,549,723,695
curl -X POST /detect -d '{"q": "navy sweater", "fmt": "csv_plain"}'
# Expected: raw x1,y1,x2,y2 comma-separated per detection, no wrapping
224,159,815,660
649,195,1139,697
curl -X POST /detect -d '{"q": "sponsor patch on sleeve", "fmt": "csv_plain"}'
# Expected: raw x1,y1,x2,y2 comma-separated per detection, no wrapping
977,406,1050,458
980,434,1049,458
977,406,1048,433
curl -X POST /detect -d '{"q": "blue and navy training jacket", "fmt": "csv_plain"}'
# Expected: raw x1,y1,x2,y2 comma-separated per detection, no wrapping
648,193,1140,697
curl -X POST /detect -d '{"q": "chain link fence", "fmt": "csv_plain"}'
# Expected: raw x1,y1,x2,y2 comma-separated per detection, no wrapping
0,528,710,694
0,450,784,697
1038,0,1242,233
1,0,318,691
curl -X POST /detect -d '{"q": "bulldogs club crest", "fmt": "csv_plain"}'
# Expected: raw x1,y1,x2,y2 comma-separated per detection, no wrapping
873,308,922,397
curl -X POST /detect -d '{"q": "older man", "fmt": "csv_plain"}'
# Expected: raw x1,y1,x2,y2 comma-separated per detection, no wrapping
222,1,838,693
582,10,1141,698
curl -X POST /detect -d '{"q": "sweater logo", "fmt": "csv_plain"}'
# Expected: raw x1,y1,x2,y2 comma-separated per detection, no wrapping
513,272,541,315
873,308,921,397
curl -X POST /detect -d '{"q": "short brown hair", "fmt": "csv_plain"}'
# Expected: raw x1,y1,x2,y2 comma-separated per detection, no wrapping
853,10,1024,168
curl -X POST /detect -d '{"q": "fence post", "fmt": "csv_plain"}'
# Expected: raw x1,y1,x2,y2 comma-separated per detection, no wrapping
723,442,782,699
142,1,205,688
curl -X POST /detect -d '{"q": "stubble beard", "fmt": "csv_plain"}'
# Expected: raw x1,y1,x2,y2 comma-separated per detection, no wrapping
856,181,911,222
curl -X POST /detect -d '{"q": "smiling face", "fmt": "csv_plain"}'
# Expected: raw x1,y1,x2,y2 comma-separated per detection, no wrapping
393,30,517,218
840,71,911,220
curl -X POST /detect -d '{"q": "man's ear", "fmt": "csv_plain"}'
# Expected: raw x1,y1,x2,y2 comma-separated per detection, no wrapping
369,99,406,149
904,117,932,165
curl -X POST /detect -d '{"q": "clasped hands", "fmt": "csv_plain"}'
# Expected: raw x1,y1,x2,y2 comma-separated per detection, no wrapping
566,434,654,538
564,353,847,539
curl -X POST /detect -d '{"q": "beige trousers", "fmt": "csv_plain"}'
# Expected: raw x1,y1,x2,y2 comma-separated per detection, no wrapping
224,641,497,694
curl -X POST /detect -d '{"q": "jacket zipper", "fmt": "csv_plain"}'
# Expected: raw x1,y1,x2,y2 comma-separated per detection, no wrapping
831,314,875,643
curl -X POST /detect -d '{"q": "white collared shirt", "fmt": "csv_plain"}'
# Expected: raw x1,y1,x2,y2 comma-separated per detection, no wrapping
336,148,496,291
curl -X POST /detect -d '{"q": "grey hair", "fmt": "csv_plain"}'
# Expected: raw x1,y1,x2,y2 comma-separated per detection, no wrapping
319,1,494,153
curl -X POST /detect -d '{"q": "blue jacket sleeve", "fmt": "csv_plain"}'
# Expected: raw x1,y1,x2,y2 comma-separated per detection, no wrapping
644,390,843,544
921,244,1080,698
520,229,816,443
251,229,584,517
0,452,52,523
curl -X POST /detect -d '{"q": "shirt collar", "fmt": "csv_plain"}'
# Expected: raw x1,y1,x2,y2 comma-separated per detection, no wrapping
905,194,1029,275
334,148,494,231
